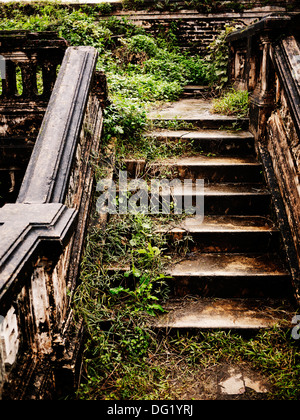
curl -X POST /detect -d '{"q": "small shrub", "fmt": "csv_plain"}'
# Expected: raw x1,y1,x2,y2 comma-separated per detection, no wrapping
126,34,158,57
144,53,213,85
102,100,147,144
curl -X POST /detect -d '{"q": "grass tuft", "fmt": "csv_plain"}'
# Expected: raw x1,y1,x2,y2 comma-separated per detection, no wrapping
212,88,249,118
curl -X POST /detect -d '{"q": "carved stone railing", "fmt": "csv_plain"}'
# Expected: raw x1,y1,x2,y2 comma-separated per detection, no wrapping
227,14,300,304
0,32,68,206
0,31,67,102
0,44,106,399
0,31,68,133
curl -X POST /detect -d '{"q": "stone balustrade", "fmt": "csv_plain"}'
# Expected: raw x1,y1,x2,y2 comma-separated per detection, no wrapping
227,14,300,304
0,38,107,399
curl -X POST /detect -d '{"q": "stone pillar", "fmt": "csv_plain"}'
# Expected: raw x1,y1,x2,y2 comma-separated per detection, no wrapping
249,34,275,141
261,35,272,95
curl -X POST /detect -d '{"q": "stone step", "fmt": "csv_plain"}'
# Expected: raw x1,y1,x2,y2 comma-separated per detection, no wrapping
183,85,210,93
153,297,294,330
146,156,263,183
149,115,249,130
182,85,211,98
146,129,255,156
167,253,292,298
172,183,271,216
114,182,271,216
155,215,281,252
147,98,249,130
123,155,263,182
114,182,271,215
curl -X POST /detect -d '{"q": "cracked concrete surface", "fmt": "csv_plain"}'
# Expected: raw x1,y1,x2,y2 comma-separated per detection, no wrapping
218,364,269,396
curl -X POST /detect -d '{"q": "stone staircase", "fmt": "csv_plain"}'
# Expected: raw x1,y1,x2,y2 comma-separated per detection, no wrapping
117,94,295,331
147,95,295,331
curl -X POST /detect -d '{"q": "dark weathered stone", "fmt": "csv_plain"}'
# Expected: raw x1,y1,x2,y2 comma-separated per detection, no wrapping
157,215,281,253
147,129,255,156
168,253,292,299
0,203,77,306
272,36,300,139
227,13,300,303
0,37,105,399
17,46,99,205
0,31,68,103
110,2,300,55
0,31,69,206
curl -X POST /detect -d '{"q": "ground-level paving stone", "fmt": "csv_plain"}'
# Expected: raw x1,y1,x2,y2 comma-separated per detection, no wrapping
218,366,245,395
217,364,270,396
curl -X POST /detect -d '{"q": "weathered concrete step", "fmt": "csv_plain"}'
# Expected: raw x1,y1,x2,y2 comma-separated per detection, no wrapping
167,253,292,298
115,182,271,215
184,85,210,93
147,98,249,130
183,85,211,98
171,183,271,216
146,129,255,156
146,156,263,183
114,182,271,216
153,297,294,330
124,155,263,182
156,215,281,252
149,115,249,130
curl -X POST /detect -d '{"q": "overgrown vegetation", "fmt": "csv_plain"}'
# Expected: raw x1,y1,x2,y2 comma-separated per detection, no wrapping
74,206,300,400
212,88,249,117
0,2,240,151
206,23,240,91
73,212,179,400
75,210,300,400
1,2,299,400
122,0,298,13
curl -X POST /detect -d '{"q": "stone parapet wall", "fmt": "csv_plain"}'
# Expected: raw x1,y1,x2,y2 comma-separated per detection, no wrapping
0,43,106,399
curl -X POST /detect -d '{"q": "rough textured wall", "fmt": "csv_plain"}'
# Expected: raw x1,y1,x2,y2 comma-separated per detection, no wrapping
108,1,300,54
65,90,104,295
226,15,300,301
266,82,300,265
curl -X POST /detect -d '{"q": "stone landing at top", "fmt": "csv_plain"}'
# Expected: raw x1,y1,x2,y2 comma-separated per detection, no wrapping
147,98,249,129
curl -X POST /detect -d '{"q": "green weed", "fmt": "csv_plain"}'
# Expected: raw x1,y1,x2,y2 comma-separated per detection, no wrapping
206,23,241,91
212,88,249,117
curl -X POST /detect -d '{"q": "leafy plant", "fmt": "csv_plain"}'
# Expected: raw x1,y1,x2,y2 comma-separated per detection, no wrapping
73,212,172,399
97,2,113,15
102,101,147,145
123,0,145,10
125,34,158,58
206,23,241,91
